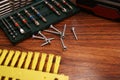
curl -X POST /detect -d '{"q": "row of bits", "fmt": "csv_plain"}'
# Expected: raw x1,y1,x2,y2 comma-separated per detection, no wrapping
44,0,73,15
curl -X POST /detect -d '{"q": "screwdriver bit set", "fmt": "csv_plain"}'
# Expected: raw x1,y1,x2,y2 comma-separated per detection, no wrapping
0,49,69,80
0,0,80,44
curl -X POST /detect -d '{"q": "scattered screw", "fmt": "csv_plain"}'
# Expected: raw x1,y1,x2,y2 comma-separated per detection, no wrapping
41,41,50,47
50,25,62,35
41,38,54,47
71,27,78,40
32,35,45,40
38,31,54,46
45,24,67,50
38,31,48,40
44,30,61,35
60,38,67,50
61,24,66,38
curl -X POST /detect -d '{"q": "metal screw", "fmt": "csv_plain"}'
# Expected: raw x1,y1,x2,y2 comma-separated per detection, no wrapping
60,38,67,50
38,31,48,40
50,25,62,35
38,31,55,42
61,24,66,38
44,30,61,35
71,27,78,40
38,31,54,46
41,38,54,47
41,41,50,47
32,35,45,40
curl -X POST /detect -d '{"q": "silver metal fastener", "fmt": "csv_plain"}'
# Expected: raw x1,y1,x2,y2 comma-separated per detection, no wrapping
61,24,66,38
60,38,67,50
50,25,62,35
32,35,45,40
44,30,61,35
71,27,78,40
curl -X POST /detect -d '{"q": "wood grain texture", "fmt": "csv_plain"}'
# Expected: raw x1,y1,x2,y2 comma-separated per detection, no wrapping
0,11,120,80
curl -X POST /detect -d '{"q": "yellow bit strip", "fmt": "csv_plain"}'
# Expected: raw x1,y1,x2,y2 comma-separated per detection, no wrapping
53,56,61,74
12,78,18,80
46,54,54,72
0,76,2,80
38,53,47,71
24,51,33,69
4,77,9,80
0,49,2,55
4,50,14,66
0,49,8,65
0,66,69,80
31,52,40,70
10,51,21,67
17,52,27,68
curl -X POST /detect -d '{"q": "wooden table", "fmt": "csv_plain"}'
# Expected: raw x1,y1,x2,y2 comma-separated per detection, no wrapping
0,11,120,80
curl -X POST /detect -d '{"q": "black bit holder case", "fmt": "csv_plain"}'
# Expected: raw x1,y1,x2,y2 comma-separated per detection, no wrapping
0,0,80,44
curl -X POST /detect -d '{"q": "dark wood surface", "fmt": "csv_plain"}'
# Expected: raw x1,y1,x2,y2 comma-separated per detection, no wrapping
0,11,120,80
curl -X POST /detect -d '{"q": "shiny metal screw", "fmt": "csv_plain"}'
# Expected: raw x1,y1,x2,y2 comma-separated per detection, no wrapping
38,31,48,40
38,31,54,46
50,25,62,35
32,35,45,40
71,27,78,40
60,38,67,50
61,24,66,38
44,30,61,35
41,38,54,47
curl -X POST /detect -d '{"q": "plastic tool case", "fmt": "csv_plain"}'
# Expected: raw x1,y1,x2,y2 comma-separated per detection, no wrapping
0,0,80,44
76,0,120,20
